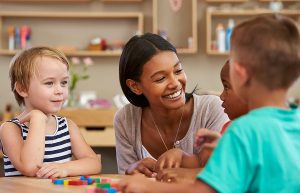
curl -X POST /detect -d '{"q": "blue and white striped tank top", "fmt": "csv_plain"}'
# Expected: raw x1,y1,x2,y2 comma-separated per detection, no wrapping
3,115,72,176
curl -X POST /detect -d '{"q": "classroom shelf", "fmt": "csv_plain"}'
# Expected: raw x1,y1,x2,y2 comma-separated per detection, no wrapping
206,9,300,55
0,11,144,57
152,0,198,54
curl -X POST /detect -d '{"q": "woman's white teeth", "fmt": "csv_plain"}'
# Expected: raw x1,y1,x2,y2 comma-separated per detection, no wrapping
166,90,181,99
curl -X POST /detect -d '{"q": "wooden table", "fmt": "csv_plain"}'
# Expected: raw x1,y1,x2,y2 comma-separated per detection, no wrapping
0,174,123,193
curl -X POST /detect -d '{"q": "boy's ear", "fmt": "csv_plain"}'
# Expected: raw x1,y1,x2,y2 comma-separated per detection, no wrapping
15,82,28,98
233,62,250,87
126,79,143,95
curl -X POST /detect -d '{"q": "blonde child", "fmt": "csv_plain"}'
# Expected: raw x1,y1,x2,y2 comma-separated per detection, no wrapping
119,14,300,193
0,47,101,177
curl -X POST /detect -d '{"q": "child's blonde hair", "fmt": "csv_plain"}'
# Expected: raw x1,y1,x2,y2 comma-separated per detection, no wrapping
231,14,300,90
9,46,70,106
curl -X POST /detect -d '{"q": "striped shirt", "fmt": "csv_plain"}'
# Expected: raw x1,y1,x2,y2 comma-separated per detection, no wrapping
3,115,72,176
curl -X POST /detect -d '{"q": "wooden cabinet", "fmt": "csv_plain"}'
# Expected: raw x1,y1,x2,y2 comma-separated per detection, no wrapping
206,9,300,55
58,108,116,147
0,11,144,57
152,0,198,54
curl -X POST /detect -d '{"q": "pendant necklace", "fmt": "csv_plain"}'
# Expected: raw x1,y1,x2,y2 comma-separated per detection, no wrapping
150,107,184,151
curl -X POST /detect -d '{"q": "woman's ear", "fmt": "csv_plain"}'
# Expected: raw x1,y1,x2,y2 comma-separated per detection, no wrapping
15,82,28,98
126,79,143,95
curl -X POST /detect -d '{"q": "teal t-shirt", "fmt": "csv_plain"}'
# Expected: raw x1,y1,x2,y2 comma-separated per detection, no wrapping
197,105,300,193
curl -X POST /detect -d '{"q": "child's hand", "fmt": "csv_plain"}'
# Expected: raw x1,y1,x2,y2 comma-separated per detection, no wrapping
195,128,221,150
195,128,221,167
125,158,157,177
156,168,201,183
155,148,183,172
18,110,47,125
36,163,68,178
119,174,153,193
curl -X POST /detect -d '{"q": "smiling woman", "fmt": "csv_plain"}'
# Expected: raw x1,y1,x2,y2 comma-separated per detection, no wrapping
114,33,229,176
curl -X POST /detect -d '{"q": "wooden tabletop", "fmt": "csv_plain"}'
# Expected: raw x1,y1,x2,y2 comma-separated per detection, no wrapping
0,174,123,193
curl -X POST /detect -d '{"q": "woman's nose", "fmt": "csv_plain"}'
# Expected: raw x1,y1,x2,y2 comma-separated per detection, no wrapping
168,75,180,89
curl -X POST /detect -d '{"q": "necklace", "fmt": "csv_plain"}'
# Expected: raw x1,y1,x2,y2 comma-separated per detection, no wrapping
150,107,184,151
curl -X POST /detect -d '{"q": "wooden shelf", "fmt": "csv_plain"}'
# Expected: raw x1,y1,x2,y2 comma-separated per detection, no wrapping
58,108,116,128
0,49,123,57
206,9,300,55
0,11,144,57
102,0,143,2
152,0,198,54
260,0,299,1
207,9,300,16
0,0,90,2
58,108,117,147
206,0,248,2
207,50,229,56
0,11,144,18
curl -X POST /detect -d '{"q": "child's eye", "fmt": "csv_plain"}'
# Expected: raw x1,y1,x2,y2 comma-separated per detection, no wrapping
223,85,229,90
45,82,53,86
61,80,69,87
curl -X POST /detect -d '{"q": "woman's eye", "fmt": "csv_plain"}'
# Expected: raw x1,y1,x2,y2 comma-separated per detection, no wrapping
154,77,165,83
175,69,183,74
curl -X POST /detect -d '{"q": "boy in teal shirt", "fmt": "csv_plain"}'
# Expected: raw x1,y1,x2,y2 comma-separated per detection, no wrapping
119,14,300,193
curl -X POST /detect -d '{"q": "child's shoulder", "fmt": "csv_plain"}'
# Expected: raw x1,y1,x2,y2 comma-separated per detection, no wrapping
228,106,298,135
1,118,22,129
0,118,24,138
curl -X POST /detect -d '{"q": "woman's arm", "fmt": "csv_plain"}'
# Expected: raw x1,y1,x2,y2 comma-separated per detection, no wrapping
114,109,141,174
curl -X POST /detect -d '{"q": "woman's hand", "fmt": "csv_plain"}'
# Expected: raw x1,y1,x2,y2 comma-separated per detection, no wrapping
156,168,201,183
36,163,68,178
125,158,157,177
155,148,184,172
120,174,154,193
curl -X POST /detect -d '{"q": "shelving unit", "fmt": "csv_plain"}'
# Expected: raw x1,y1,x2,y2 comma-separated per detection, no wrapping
206,0,248,3
58,108,116,147
0,0,90,2
0,11,144,57
152,0,198,54
260,0,299,1
102,0,143,2
206,9,300,55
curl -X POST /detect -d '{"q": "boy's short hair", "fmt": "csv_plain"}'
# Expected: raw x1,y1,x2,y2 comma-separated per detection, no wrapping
231,14,300,90
9,46,69,106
